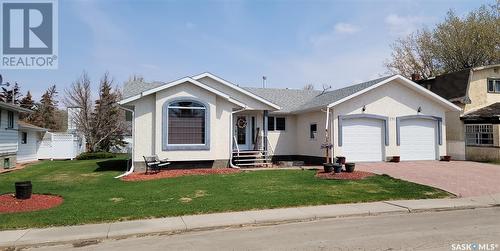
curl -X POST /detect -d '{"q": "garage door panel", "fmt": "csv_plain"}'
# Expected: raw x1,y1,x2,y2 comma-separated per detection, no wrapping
342,118,384,162
400,119,437,161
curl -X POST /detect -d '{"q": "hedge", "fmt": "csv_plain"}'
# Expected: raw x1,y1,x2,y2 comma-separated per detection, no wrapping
75,152,116,160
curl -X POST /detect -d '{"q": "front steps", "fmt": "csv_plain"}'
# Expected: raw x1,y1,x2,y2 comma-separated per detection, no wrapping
232,150,273,168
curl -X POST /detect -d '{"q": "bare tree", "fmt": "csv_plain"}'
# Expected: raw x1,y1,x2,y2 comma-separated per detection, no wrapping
386,4,499,78
319,84,332,95
386,30,440,79
303,84,315,90
65,72,125,152
64,72,94,149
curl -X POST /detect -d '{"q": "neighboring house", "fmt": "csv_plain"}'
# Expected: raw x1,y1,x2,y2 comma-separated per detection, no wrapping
17,121,48,163
416,64,500,161
119,73,460,171
0,102,34,169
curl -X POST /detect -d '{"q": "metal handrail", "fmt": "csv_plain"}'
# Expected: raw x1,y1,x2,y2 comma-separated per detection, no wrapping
233,135,240,158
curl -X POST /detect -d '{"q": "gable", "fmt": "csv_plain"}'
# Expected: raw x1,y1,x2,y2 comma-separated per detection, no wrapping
119,77,245,108
328,75,461,112
193,73,280,110
120,74,280,110
334,78,456,117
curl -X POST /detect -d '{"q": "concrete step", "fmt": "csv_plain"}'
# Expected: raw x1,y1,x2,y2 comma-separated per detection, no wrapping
236,163,273,166
234,158,271,162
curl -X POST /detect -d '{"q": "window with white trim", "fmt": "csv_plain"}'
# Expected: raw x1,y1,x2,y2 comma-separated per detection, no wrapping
167,101,206,145
465,124,493,146
487,78,500,93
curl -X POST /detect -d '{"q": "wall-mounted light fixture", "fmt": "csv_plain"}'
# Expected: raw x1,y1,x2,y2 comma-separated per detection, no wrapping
417,106,422,113
362,105,366,112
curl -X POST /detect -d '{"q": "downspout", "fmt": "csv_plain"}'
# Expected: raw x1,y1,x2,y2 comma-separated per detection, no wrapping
325,107,331,163
115,105,135,178
229,107,247,169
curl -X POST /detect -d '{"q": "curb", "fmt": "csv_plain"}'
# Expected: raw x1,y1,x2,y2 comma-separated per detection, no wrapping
1,202,497,250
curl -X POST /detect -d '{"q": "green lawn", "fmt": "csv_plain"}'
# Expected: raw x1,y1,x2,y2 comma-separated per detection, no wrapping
0,157,451,230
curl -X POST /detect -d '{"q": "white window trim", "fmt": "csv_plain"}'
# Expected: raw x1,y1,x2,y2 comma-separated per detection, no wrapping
465,124,494,146
162,99,210,150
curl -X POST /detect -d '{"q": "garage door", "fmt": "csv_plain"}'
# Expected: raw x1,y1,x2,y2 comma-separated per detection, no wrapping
342,118,384,162
400,119,437,160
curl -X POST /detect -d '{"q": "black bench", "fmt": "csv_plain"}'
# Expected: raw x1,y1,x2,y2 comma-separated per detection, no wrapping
143,155,171,174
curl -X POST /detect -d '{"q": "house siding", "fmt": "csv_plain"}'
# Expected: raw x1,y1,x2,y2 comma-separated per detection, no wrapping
0,109,19,154
465,67,500,112
295,111,328,158
17,130,39,163
445,66,500,160
131,81,240,163
267,114,297,156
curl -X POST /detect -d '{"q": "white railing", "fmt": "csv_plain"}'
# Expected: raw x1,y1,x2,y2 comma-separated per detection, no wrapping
233,135,240,158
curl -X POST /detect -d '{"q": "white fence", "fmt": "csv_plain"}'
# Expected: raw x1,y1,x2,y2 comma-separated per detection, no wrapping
37,132,86,160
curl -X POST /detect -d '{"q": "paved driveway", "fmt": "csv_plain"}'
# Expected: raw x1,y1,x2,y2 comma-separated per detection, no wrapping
356,161,500,197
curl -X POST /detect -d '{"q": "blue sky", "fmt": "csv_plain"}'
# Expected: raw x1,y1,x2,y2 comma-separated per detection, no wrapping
1,0,491,101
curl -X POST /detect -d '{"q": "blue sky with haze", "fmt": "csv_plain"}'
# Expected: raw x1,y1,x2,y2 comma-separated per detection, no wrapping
1,0,491,101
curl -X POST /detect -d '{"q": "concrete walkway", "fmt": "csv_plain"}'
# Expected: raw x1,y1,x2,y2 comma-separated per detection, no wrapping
1,194,499,249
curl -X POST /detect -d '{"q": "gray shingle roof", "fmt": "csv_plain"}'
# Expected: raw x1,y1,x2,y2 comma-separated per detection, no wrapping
415,69,470,101
243,87,323,113
0,101,33,113
244,75,394,113
122,75,395,113
461,102,500,120
294,75,394,112
122,80,164,99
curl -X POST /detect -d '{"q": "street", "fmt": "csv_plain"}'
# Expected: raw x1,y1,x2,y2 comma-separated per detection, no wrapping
28,207,500,251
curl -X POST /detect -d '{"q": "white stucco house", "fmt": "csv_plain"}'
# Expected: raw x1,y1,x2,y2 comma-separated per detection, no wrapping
119,73,461,171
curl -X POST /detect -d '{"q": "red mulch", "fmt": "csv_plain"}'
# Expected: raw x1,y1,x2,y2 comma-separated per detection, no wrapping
315,170,376,180
122,168,241,181
0,194,63,214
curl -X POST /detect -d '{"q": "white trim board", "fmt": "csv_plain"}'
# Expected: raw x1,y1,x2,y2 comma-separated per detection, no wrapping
119,77,247,108
327,75,462,112
192,72,281,110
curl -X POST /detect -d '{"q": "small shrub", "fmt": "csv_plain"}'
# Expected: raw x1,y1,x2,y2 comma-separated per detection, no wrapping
76,152,116,160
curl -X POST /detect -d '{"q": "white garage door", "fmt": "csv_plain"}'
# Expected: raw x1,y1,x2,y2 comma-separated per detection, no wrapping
342,118,384,162
400,119,437,160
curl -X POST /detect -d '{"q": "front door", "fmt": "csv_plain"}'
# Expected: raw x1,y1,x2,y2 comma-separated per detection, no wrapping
235,115,251,150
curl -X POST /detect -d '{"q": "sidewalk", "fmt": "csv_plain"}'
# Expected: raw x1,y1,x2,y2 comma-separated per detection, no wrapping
1,194,499,249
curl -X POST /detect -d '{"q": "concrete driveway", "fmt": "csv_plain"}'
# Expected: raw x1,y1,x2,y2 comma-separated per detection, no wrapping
356,161,500,197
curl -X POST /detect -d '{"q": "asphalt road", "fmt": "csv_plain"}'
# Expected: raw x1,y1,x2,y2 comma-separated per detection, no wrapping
28,207,500,251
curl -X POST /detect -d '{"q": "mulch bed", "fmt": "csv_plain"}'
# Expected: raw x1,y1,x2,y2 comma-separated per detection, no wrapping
0,194,64,214
122,168,241,181
315,170,375,180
